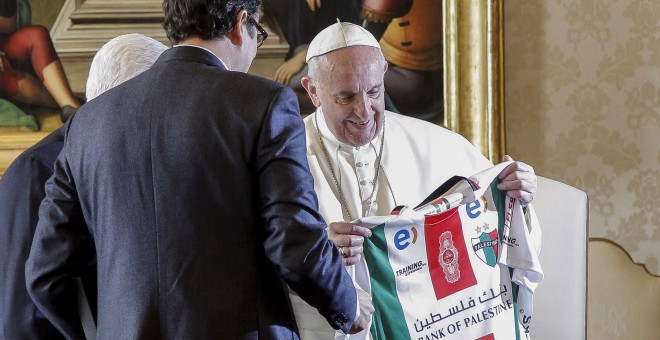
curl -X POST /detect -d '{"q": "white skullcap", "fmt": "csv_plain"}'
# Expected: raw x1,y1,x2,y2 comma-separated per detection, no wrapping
305,20,381,62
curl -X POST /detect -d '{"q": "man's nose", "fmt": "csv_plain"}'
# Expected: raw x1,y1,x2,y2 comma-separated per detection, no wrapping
353,92,371,119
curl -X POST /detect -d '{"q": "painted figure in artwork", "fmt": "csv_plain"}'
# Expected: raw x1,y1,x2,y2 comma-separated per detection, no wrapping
0,0,80,123
262,0,363,113
377,0,443,121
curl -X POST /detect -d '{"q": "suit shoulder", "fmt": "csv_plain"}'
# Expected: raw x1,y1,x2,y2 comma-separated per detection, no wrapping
227,73,299,109
9,129,64,171
227,71,288,92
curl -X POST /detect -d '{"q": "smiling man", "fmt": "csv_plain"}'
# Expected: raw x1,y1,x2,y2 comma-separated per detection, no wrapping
295,21,541,340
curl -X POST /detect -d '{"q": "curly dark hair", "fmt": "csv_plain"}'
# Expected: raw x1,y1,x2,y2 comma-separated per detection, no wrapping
163,0,261,44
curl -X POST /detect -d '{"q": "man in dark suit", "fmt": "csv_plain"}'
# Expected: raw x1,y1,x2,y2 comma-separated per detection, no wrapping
0,34,167,339
0,127,72,340
25,1,370,339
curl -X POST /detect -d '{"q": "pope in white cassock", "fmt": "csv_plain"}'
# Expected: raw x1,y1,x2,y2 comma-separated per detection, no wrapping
290,22,542,340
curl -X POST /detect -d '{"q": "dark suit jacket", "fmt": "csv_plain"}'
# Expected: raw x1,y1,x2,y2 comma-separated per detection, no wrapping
0,128,97,339
0,128,66,339
25,46,356,339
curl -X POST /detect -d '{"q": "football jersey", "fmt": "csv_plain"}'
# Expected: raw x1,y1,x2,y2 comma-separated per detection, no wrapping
359,162,543,340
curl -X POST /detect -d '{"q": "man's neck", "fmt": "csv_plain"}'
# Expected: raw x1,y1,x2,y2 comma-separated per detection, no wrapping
178,36,236,70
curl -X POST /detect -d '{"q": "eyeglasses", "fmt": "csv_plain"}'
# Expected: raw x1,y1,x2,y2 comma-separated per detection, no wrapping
248,17,268,48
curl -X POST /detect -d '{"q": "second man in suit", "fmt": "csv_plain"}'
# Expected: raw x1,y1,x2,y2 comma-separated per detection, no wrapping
25,1,372,339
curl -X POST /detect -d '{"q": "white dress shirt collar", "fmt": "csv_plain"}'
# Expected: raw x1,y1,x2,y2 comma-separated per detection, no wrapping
174,44,229,70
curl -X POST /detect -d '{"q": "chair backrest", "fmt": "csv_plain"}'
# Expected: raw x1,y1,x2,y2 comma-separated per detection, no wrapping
529,176,588,339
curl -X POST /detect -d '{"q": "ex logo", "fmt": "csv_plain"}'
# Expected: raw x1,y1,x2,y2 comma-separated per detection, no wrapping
466,196,488,219
394,226,418,250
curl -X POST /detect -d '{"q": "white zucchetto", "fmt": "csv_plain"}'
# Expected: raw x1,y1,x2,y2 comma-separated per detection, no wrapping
305,20,382,62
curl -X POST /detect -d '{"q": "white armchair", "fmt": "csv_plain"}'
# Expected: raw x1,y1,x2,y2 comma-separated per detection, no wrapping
530,176,589,339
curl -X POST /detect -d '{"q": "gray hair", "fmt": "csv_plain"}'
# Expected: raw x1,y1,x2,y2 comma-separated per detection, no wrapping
86,34,168,100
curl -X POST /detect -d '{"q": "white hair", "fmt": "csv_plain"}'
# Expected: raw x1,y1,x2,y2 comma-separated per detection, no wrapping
86,34,168,100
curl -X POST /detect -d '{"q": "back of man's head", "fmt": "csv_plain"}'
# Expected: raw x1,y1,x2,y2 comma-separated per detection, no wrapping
162,0,261,44
86,34,168,101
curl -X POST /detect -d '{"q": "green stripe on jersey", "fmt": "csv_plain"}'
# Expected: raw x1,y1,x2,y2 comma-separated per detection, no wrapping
364,224,410,340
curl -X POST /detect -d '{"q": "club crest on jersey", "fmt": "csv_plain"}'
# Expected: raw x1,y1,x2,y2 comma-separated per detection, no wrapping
472,230,499,267
438,231,460,283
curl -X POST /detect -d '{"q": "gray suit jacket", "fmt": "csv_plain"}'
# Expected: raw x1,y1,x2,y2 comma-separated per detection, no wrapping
25,46,356,339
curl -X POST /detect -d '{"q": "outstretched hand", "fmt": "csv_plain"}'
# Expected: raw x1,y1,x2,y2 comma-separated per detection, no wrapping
274,49,307,85
328,222,372,266
496,155,537,206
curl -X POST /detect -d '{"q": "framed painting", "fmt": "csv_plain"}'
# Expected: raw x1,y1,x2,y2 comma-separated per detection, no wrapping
0,0,506,177
0,0,70,176
0,0,166,176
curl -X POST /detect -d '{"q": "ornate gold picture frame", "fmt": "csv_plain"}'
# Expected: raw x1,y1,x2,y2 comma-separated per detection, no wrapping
0,132,49,175
443,0,505,163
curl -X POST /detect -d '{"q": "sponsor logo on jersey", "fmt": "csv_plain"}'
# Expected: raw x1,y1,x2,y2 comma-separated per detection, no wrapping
466,195,488,219
395,261,427,277
393,226,418,250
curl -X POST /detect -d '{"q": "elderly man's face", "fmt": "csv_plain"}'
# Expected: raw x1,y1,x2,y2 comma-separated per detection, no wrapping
309,46,386,147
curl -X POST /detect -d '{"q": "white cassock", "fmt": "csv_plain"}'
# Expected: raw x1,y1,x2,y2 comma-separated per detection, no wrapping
290,108,542,340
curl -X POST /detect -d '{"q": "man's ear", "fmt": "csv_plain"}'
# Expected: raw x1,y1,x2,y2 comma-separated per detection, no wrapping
301,76,321,107
227,9,249,46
